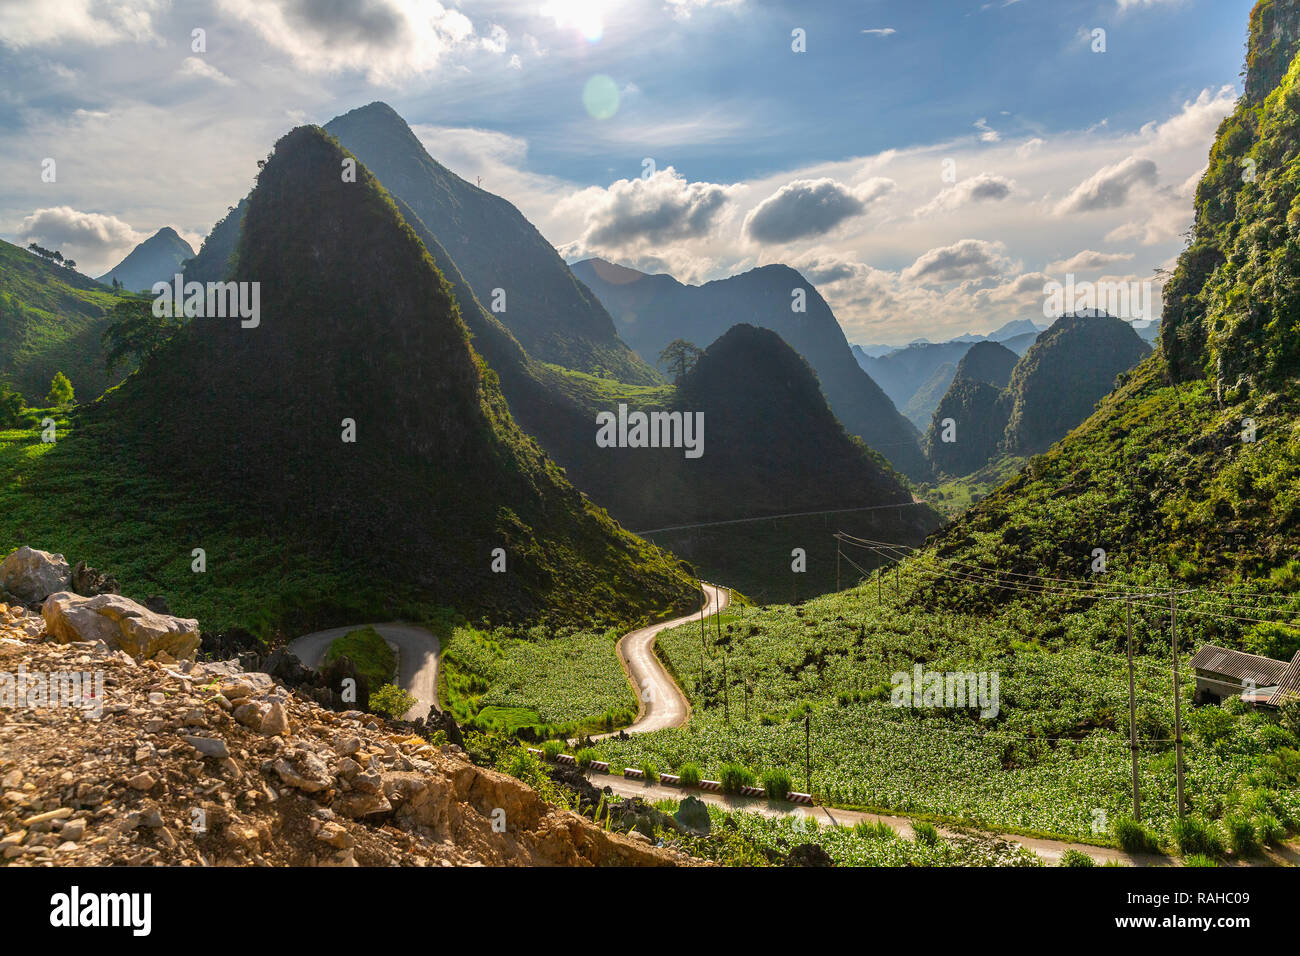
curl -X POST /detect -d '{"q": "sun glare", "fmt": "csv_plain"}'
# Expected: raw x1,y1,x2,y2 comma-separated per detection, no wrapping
542,0,608,43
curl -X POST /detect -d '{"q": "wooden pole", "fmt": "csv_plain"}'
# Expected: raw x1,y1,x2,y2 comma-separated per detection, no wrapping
836,538,842,592
723,651,729,723
804,712,811,795
1126,598,1142,821
1171,587,1186,819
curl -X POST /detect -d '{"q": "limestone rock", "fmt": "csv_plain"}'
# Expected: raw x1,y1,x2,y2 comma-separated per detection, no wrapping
42,592,200,661
1,547,71,604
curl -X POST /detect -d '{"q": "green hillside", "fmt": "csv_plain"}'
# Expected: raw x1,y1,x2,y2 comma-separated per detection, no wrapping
0,240,125,403
0,126,697,633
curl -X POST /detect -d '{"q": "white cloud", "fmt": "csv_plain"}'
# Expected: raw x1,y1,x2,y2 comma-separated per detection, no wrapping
862,28,896,36
18,206,145,266
178,56,235,86
915,173,1015,216
1047,249,1136,272
743,177,893,243
215,0,486,83
974,117,1000,143
902,239,1013,284
559,167,737,252
0,0,165,48
1054,156,1159,214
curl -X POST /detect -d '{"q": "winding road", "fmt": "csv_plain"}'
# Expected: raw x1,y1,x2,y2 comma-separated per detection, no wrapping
287,623,441,721
598,582,729,738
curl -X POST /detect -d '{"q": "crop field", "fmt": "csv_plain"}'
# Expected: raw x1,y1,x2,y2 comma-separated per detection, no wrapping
440,624,637,737
590,569,1300,844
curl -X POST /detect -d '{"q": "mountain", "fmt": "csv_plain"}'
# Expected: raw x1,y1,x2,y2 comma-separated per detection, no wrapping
320,103,657,386
1001,313,1151,455
924,378,1009,478
0,239,124,403
930,0,1300,592
988,319,1044,342
183,201,246,285
96,227,194,291
852,343,897,359
7,126,696,631
999,331,1040,356
854,340,975,412
572,257,931,480
901,361,956,429
953,340,1018,388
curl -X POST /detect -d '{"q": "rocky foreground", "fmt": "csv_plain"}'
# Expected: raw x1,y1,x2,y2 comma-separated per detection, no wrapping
0,557,694,867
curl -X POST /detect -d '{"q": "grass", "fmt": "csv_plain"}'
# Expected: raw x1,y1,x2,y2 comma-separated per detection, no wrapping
324,626,395,692
438,622,637,738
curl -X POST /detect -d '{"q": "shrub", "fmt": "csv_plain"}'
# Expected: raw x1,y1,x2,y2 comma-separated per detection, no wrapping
912,822,939,846
1112,816,1161,854
542,740,565,760
719,763,756,794
1255,812,1283,845
369,683,417,720
761,768,793,800
641,761,659,784
576,747,598,769
1183,853,1218,867
1060,849,1095,867
1173,815,1225,857
1225,815,1258,855
854,819,896,841
677,762,702,787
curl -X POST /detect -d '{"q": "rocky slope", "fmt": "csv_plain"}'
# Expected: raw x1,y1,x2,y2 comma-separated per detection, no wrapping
0,600,692,867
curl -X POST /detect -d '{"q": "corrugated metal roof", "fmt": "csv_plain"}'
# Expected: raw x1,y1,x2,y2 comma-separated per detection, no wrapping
1190,644,1290,686
1266,650,1300,707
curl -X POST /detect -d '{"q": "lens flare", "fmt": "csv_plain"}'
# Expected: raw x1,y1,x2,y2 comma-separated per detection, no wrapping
582,74,620,119
542,0,606,42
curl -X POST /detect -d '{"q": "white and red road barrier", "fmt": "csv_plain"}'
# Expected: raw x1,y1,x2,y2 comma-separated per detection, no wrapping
788,791,814,805
697,779,722,793
738,784,766,798
555,753,576,766
659,773,681,786
589,760,610,773
622,767,645,779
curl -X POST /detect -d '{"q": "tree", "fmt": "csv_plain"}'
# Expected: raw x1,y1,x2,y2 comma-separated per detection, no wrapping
0,380,26,428
102,294,182,373
658,338,702,383
46,371,74,407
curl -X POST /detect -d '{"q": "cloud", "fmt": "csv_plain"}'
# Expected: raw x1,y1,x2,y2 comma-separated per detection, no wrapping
1046,249,1136,272
178,56,236,86
743,177,893,243
974,118,1000,143
560,167,736,252
1054,156,1159,214
0,0,165,48
664,0,746,20
18,206,144,261
915,173,1015,216
861,28,896,36
215,0,487,83
901,238,1010,284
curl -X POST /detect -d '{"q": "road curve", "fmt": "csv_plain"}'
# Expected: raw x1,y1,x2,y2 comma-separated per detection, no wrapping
286,623,441,721
594,583,729,740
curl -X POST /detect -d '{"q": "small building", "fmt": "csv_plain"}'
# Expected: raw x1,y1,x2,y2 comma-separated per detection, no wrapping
1189,644,1291,705
1266,650,1300,708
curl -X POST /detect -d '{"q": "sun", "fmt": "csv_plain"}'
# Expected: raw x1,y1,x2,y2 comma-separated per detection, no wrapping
542,0,609,43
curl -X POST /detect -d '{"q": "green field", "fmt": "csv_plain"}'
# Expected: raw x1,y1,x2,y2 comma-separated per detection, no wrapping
587,567,1300,848
440,623,637,737
325,627,397,691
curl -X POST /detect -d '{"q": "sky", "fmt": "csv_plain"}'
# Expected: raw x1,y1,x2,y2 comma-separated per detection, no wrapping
0,0,1258,344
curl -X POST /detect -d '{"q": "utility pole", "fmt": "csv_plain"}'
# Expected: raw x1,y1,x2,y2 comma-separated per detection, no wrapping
1171,587,1186,818
836,536,842,592
804,712,811,795
723,650,729,723
1125,598,1142,822
699,581,706,696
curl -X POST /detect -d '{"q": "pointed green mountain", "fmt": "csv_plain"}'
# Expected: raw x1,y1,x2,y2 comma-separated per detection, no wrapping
96,227,194,292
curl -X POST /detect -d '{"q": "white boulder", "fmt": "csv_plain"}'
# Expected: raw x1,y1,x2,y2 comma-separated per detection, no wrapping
42,591,200,661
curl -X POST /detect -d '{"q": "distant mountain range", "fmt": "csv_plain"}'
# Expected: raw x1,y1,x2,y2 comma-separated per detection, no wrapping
96,227,194,292
923,313,1152,477
571,257,931,481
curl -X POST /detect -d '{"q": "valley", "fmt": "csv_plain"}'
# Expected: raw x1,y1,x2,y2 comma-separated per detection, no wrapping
0,0,1297,906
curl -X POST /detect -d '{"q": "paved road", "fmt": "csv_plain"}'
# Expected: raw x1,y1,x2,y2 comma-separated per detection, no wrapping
593,583,729,740
287,623,440,721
